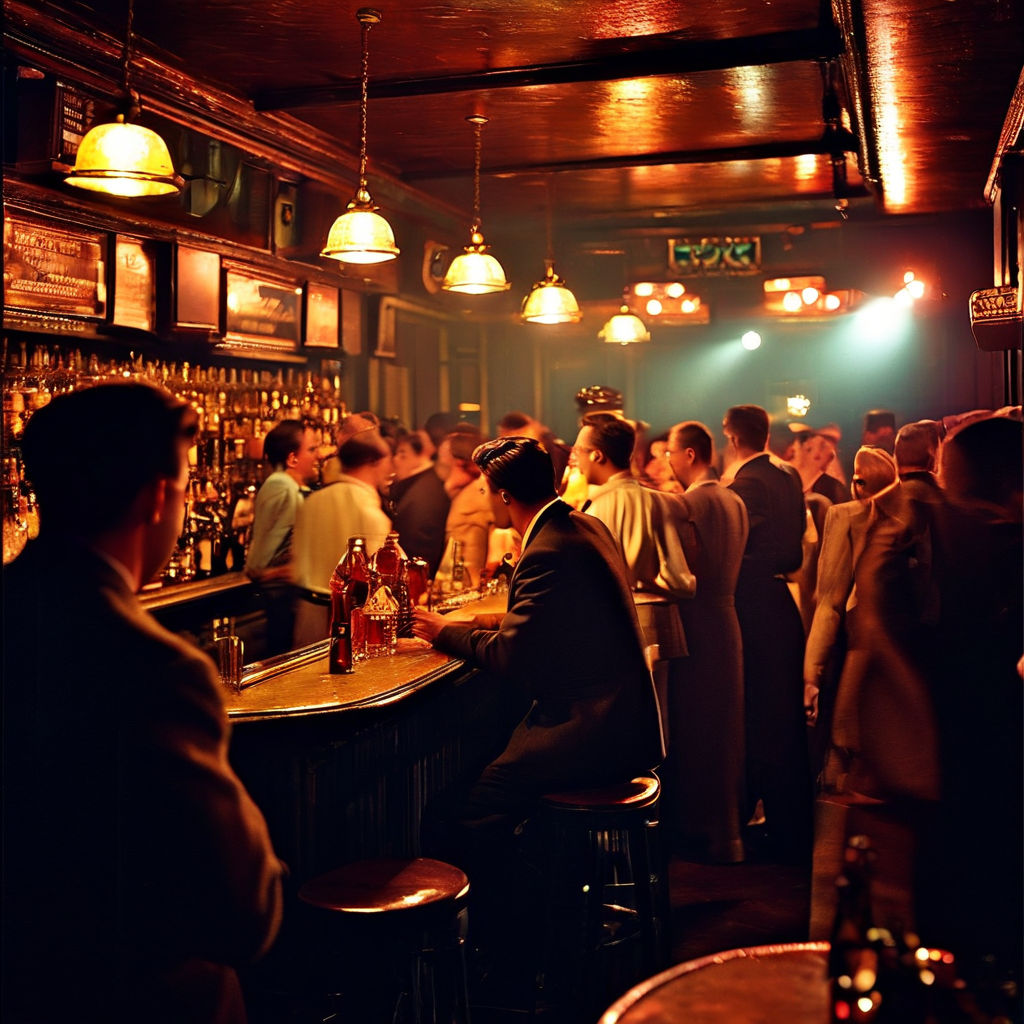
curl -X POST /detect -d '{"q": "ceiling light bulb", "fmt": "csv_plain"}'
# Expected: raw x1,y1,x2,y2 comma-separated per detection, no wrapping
666,282,685,299
521,264,581,324
741,331,762,350
598,306,651,345
801,286,820,305
782,291,803,312
645,298,663,316
634,282,654,297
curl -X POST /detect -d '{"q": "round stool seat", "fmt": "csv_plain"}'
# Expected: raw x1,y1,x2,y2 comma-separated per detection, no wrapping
297,857,473,1024
298,857,470,918
542,775,660,812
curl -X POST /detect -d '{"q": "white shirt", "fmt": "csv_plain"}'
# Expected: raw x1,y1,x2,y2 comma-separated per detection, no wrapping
291,475,391,594
584,474,695,598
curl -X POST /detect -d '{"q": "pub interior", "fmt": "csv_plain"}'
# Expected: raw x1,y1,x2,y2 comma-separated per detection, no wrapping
2,1,1023,1022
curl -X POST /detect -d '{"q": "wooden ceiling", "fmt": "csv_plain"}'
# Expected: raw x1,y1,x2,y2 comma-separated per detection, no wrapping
8,0,1024,265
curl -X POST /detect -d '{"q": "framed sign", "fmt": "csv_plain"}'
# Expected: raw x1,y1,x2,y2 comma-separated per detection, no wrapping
669,236,761,275
176,246,220,329
304,281,339,348
3,213,106,319
223,263,302,351
112,236,156,332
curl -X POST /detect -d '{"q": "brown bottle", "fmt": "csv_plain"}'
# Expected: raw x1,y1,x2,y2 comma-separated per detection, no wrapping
328,537,368,674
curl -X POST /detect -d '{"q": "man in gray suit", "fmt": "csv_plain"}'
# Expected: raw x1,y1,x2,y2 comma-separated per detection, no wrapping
3,383,283,1023
665,420,749,863
722,404,812,863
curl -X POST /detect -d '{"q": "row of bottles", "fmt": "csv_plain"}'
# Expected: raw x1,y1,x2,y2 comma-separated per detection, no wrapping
827,835,1018,1023
1,339,348,579
327,533,430,673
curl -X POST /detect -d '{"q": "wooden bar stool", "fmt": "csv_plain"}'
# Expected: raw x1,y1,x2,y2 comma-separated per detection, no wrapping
533,774,672,1022
298,857,472,1024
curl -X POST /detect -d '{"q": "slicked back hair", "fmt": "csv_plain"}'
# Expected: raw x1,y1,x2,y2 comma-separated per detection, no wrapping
472,436,557,505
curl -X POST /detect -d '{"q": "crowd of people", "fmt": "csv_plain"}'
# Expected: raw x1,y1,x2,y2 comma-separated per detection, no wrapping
3,377,1020,1020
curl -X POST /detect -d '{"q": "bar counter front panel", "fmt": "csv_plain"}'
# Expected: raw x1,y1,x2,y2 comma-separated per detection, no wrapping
220,638,524,884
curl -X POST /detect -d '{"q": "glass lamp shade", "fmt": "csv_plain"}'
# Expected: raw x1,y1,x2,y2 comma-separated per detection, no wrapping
321,189,400,265
65,117,183,197
599,306,651,345
521,266,582,324
442,232,510,294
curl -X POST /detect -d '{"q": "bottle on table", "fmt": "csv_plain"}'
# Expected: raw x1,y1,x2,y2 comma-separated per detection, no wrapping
369,531,406,589
828,834,880,1021
362,581,400,657
371,532,417,637
329,536,369,671
450,539,467,593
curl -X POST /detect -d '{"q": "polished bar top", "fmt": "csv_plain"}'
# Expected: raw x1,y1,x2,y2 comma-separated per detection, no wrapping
140,570,252,611
223,638,464,722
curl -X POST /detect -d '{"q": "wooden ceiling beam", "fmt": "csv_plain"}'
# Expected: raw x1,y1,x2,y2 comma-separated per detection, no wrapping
403,133,862,181
253,26,843,111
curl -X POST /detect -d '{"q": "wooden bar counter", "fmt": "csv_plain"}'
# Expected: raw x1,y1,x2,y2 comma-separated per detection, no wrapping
221,632,523,884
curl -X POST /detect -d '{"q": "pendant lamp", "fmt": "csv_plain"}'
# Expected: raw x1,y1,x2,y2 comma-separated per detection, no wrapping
65,0,183,197
521,182,581,324
598,305,651,345
442,115,509,295
321,8,399,265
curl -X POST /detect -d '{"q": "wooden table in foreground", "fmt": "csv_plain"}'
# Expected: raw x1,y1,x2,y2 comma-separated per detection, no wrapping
599,942,830,1023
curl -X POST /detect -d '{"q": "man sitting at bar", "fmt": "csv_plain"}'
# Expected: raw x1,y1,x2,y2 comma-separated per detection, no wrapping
2,382,284,1024
413,436,663,991
413,435,664,831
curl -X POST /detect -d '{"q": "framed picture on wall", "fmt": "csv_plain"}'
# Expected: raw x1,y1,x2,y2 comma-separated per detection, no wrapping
3,212,107,320
304,281,339,348
223,262,302,351
112,236,156,332
374,296,397,358
175,246,220,329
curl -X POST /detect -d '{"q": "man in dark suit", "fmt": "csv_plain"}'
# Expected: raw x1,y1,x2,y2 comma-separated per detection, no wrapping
413,436,663,997
2,383,283,1023
722,404,812,862
414,435,664,827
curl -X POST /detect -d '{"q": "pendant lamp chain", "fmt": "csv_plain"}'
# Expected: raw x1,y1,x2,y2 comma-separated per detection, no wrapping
471,115,484,234
356,12,372,200
64,0,184,196
319,8,399,264
122,0,135,108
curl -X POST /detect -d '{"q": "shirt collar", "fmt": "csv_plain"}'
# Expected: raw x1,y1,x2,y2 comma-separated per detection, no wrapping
589,470,633,501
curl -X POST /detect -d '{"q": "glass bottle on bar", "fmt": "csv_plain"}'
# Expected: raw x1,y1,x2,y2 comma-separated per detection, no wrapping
369,531,406,590
329,537,369,667
450,539,467,593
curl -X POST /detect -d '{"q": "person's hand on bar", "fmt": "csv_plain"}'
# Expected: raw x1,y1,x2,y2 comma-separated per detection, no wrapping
412,608,448,644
